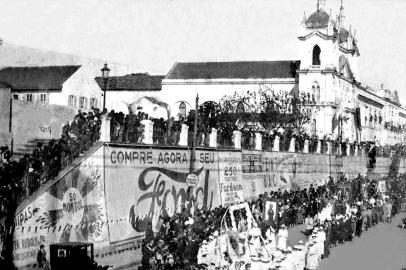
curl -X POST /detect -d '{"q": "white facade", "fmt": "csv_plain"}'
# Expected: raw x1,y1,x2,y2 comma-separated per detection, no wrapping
51,61,137,111
104,90,162,114
161,78,295,118
129,97,169,119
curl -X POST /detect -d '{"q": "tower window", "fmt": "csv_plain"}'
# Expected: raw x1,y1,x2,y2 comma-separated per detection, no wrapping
312,45,321,65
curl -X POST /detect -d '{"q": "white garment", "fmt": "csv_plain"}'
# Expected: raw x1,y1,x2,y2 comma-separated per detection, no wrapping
197,243,210,265
305,217,314,230
317,231,326,257
277,228,289,250
306,245,318,270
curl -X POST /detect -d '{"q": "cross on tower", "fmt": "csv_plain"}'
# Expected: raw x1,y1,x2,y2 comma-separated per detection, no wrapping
317,0,326,11
338,0,345,28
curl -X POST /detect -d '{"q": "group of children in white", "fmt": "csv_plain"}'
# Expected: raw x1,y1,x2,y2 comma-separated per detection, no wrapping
197,202,332,270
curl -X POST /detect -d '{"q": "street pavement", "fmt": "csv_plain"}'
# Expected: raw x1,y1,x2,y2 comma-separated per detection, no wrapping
283,213,406,270
317,212,406,270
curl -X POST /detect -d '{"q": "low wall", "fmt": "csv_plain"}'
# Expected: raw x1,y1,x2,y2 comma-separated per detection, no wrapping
11,100,76,156
12,143,403,269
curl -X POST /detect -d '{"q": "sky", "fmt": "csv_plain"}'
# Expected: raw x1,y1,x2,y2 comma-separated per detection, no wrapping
0,0,405,101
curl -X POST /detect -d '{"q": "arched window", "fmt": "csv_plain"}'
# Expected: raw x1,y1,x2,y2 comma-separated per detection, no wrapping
312,45,321,66
316,85,320,103
311,119,317,135
311,82,320,104
236,101,245,114
311,86,316,103
179,102,186,118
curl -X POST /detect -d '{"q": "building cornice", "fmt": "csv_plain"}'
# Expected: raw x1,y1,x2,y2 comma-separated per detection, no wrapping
297,68,336,74
297,31,335,41
162,78,295,85
339,46,357,55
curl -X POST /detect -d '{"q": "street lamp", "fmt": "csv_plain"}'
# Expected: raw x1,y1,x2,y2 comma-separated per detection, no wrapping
101,63,110,111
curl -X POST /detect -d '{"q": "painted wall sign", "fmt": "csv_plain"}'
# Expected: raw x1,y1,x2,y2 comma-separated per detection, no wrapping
12,147,107,268
218,152,244,205
105,148,221,242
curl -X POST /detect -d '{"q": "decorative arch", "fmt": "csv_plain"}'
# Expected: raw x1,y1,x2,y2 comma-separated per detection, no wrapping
179,102,187,118
236,101,245,114
312,45,321,66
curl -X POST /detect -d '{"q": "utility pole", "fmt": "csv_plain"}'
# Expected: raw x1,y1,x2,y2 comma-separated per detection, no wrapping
190,93,199,173
187,93,199,202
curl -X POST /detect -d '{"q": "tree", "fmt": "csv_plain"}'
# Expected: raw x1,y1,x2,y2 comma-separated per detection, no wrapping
218,88,314,135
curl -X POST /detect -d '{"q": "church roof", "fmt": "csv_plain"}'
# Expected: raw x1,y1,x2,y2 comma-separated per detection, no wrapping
0,65,81,91
306,11,329,29
165,61,301,80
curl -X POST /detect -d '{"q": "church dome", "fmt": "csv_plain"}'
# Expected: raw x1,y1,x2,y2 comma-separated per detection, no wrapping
339,28,349,43
306,11,329,29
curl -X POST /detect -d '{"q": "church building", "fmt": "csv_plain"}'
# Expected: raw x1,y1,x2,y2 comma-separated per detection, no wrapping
160,0,406,146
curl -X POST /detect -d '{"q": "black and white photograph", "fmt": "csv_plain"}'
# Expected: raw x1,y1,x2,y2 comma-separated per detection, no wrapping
0,0,406,269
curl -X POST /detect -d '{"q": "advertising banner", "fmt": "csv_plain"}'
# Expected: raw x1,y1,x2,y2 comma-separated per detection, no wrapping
262,152,332,190
342,156,368,179
12,147,107,268
104,147,221,242
241,151,265,200
218,151,243,205
378,180,387,193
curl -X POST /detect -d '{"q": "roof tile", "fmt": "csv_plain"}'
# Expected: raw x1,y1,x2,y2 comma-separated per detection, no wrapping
0,65,81,91
95,73,164,91
165,61,301,80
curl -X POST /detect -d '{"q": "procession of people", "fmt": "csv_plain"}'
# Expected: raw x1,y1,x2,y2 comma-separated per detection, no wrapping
141,174,405,270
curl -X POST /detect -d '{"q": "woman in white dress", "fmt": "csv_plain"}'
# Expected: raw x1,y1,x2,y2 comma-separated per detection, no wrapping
277,224,289,251
265,225,277,252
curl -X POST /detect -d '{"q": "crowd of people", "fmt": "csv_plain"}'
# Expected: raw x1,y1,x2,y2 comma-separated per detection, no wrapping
0,108,104,247
107,109,401,162
140,174,405,270
0,106,406,269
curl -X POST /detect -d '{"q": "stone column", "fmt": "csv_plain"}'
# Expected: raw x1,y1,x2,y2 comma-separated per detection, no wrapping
100,115,111,142
179,124,189,146
316,140,321,154
289,137,296,152
327,142,332,155
272,135,280,152
303,139,309,153
255,133,262,151
233,130,242,149
209,128,218,148
141,119,153,144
